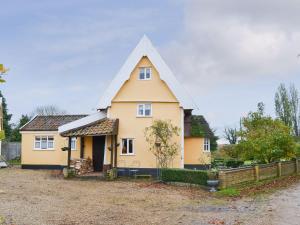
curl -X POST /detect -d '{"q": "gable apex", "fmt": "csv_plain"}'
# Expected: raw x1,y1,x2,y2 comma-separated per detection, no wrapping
97,35,197,110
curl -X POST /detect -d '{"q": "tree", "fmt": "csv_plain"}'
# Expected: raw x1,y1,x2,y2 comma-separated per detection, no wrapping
11,115,31,142
275,83,300,136
237,103,296,163
224,127,238,144
275,83,293,127
144,120,180,168
289,84,300,136
0,91,12,140
32,105,66,116
0,64,9,83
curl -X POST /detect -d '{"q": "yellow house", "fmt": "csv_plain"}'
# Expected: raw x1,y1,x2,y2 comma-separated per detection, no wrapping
20,36,214,175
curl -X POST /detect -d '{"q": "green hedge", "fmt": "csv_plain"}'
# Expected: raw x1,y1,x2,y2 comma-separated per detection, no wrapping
161,168,209,185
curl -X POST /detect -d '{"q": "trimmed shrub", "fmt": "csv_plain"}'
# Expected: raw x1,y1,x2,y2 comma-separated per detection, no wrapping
161,168,208,185
225,159,244,168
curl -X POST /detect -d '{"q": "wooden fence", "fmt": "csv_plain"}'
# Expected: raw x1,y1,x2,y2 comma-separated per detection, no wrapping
218,158,300,189
0,142,21,161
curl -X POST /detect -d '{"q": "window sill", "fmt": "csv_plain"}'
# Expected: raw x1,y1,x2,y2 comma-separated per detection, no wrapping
136,116,152,118
120,154,135,156
33,149,55,151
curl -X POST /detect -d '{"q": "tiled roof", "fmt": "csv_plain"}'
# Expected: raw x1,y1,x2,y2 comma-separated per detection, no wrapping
20,115,88,131
61,119,118,137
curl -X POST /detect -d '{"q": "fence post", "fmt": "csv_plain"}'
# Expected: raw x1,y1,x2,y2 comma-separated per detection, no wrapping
296,158,299,174
277,162,282,177
254,165,260,182
218,171,226,189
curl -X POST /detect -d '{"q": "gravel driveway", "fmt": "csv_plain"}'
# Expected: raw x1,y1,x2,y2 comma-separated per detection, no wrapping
0,168,293,225
260,182,300,225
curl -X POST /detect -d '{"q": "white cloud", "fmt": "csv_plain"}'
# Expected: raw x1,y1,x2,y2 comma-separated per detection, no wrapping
161,0,300,137
163,0,300,88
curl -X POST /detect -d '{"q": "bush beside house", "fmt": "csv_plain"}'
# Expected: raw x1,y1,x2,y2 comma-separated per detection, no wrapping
161,168,208,185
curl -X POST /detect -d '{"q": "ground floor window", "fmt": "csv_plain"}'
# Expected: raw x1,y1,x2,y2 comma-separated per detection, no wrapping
204,138,210,152
34,136,54,150
71,137,77,150
121,138,134,155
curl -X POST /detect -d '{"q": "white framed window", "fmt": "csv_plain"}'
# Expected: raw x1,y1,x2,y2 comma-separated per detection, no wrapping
137,103,152,117
139,67,151,80
71,137,77,150
121,138,134,155
204,138,210,152
34,136,54,150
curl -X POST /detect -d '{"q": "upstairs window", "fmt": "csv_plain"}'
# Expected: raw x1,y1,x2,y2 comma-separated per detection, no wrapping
139,67,151,80
35,136,54,150
121,138,134,155
137,103,152,117
204,138,210,152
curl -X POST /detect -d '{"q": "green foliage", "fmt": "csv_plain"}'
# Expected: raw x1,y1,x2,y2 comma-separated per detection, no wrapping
0,130,5,140
225,159,244,168
8,157,21,165
210,134,218,152
275,83,300,136
145,120,180,168
217,188,240,197
106,168,118,180
191,116,205,137
0,91,12,140
161,168,209,185
237,103,296,163
11,115,31,142
295,143,300,157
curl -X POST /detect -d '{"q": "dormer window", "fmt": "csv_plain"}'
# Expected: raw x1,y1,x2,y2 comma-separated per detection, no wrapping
139,67,151,80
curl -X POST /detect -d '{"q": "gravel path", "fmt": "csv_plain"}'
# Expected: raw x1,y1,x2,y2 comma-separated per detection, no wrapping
261,183,300,225
0,168,285,225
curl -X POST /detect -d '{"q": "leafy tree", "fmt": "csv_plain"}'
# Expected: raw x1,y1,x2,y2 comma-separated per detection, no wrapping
275,83,300,136
0,91,12,140
32,105,66,116
237,103,296,163
210,132,218,151
224,127,238,144
289,84,300,136
144,120,180,168
0,64,9,83
11,115,31,142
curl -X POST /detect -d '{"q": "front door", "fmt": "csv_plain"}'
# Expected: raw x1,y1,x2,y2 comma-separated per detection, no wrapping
92,136,105,171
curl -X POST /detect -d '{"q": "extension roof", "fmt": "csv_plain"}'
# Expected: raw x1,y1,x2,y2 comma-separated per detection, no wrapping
97,35,197,110
60,118,118,137
20,115,88,131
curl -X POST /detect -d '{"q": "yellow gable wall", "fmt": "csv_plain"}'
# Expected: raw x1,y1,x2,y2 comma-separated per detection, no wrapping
113,56,178,103
106,56,183,168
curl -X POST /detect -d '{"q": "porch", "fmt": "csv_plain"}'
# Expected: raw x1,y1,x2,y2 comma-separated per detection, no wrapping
60,117,119,174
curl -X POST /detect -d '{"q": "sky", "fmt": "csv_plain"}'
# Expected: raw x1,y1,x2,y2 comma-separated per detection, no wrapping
1,0,300,143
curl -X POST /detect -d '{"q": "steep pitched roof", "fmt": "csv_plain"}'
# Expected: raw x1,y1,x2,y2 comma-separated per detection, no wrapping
97,35,197,110
20,115,88,131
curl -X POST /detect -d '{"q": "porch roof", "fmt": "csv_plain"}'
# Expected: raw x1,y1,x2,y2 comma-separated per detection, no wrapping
60,118,118,137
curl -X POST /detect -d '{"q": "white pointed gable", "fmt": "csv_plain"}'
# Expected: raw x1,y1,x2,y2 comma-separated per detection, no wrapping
98,35,197,110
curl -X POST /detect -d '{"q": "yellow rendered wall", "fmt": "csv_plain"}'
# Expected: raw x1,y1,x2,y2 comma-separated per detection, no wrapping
184,137,211,165
21,132,81,166
108,56,183,169
113,56,178,103
83,136,93,159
